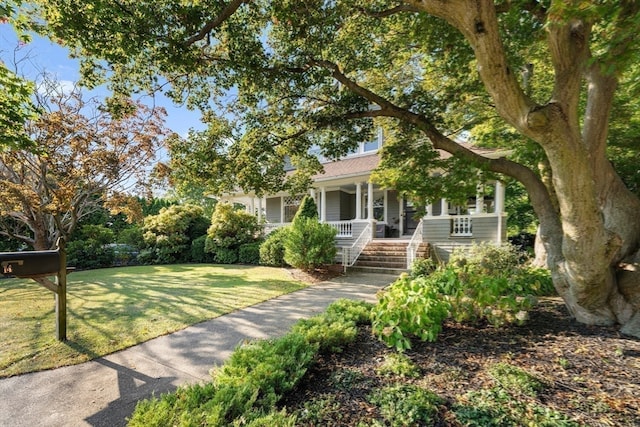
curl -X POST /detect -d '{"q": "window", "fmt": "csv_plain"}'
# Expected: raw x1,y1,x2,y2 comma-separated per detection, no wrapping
283,195,302,222
451,217,473,236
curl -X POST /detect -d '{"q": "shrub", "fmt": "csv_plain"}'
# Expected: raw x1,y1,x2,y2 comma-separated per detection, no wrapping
410,257,437,277
291,315,358,353
372,274,451,351
324,299,373,325
210,333,318,422
206,202,263,251
191,235,214,263
259,227,289,267
488,363,545,397
116,226,144,249
293,195,318,222
128,382,218,427
141,204,210,264
515,265,556,296
75,224,114,245
450,242,523,276
136,248,156,265
373,245,547,349
376,353,421,379
129,298,368,426
66,240,115,270
212,247,238,264
283,217,337,272
238,242,262,265
454,371,578,427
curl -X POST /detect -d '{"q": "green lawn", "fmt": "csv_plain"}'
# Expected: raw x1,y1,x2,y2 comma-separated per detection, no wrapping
0,264,307,378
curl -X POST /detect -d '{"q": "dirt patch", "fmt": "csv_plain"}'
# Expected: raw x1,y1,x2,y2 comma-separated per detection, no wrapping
280,298,640,426
287,266,344,284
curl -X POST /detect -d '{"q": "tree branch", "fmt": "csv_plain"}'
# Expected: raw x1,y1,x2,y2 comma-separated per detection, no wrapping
356,4,420,18
183,0,248,47
309,58,558,228
405,0,536,138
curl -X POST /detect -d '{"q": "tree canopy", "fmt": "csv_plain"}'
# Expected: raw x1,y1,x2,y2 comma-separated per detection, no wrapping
24,1,640,336
0,75,169,250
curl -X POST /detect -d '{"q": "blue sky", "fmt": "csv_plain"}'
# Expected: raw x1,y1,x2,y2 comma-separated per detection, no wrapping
0,23,205,137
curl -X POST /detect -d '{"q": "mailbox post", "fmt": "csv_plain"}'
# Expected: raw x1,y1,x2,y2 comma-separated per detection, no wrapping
55,248,67,341
1,243,68,341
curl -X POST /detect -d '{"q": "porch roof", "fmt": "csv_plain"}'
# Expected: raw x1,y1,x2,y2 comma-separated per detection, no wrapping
313,153,380,182
311,142,509,183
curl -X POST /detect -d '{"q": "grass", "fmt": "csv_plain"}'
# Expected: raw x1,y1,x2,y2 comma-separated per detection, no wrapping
0,264,306,378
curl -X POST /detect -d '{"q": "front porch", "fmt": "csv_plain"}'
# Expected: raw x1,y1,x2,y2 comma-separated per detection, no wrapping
223,151,507,269
250,180,506,270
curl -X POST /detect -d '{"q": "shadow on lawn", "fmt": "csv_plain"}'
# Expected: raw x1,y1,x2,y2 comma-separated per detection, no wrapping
64,265,302,354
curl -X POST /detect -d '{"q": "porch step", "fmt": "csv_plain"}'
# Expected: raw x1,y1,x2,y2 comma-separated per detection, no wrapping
345,240,432,274
352,240,410,271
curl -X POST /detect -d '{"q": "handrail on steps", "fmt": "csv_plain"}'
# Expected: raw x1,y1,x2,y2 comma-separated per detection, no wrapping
341,222,372,272
406,219,424,269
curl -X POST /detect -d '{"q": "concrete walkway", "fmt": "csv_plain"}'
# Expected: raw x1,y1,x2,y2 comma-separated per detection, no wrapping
0,272,397,427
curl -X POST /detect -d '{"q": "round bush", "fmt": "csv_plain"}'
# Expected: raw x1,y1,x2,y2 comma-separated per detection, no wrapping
283,218,337,272
259,227,289,267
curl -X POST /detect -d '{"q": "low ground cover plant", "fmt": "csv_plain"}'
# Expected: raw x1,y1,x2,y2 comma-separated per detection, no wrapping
128,299,369,426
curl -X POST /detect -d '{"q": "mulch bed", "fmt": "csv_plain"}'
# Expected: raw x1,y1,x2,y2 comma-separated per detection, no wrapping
279,298,640,426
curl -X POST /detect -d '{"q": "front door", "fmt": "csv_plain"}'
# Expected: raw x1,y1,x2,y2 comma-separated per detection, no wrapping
403,200,419,236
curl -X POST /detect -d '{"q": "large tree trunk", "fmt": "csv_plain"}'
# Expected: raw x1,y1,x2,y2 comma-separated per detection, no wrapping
411,0,640,337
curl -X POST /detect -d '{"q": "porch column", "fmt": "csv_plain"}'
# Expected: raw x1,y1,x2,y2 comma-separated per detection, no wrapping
257,197,263,222
441,198,448,216
250,197,255,216
495,181,505,213
426,203,433,217
398,197,404,234
355,182,362,220
310,188,318,217
383,189,388,222
367,182,374,220
320,187,327,222
280,196,285,223
475,184,484,214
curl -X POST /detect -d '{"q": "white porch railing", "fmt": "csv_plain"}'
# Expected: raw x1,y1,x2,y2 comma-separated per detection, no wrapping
327,221,352,238
451,216,473,237
406,219,424,269
341,222,372,270
264,221,353,238
264,223,286,235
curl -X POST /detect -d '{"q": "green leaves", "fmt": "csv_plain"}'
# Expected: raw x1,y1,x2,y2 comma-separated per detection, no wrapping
0,64,38,151
372,244,550,350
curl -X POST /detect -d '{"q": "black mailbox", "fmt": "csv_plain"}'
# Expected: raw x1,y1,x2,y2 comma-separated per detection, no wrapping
0,250,61,278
